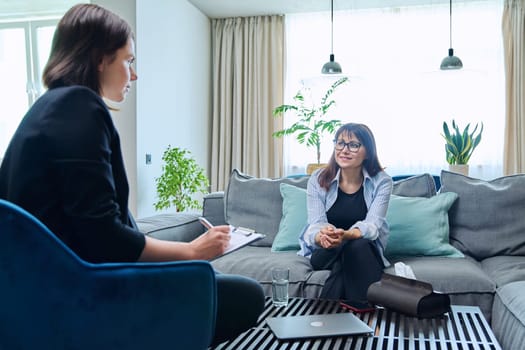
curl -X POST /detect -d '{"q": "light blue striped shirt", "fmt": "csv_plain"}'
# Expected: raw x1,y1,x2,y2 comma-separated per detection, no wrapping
298,168,393,266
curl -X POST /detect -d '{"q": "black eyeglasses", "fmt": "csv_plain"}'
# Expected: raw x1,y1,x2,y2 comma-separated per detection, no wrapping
333,140,362,153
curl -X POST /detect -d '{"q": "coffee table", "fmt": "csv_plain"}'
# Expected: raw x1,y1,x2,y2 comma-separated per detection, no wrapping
210,297,502,350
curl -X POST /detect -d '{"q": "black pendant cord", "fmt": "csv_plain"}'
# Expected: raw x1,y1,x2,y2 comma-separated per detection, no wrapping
330,0,334,55
449,0,453,49
322,0,342,73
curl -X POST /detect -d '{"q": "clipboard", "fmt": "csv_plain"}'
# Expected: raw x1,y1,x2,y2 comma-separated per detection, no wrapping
199,217,265,259
222,226,265,256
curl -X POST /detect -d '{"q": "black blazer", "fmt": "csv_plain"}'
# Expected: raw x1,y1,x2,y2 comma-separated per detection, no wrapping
0,86,145,263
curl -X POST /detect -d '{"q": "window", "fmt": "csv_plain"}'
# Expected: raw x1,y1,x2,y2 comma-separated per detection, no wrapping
0,19,58,157
0,19,57,158
283,1,504,180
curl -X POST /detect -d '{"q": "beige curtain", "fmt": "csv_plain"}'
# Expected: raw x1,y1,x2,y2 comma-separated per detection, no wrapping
502,0,525,175
210,16,284,191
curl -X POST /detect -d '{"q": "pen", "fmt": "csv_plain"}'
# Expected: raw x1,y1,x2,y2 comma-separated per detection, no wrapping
198,217,214,230
232,226,255,236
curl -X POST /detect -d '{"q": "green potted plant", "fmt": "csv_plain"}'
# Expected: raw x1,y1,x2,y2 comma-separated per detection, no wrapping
441,119,483,176
154,145,209,212
272,76,349,173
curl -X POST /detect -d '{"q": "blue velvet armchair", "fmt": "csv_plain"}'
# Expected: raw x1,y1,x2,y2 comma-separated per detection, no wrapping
0,199,217,350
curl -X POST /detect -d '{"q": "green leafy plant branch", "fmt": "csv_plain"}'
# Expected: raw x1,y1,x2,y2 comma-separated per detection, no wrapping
154,146,209,212
272,76,349,164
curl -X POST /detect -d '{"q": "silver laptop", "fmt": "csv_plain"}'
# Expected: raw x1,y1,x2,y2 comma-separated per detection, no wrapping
266,312,373,340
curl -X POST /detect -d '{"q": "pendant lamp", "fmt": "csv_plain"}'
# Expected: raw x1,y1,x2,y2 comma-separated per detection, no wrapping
440,0,463,70
321,0,342,74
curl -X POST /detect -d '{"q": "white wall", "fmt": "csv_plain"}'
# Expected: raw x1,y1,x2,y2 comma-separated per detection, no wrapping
94,0,211,218
93,0,138,216
136,0,211,217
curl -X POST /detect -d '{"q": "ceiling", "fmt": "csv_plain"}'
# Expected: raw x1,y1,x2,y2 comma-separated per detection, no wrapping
187,0,463,18
0,1,481,20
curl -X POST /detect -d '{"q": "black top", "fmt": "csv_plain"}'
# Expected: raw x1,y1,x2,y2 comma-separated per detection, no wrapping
0,86,145,263
326,186,367,230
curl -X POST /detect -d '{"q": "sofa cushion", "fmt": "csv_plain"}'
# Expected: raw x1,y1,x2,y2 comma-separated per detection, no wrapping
272,183,307,252
385,256,496,293
481,256,525,287
392,173,437,198
225,169,309,247
492,281,525,350
202,191,227,226
384,192,464,258
211,246,314,298
136,213,204,242
440,170,525,260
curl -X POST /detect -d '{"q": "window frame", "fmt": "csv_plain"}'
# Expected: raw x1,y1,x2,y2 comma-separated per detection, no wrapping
0,18,58,157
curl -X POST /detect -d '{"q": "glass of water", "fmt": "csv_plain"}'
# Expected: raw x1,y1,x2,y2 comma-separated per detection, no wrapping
271,267,289,307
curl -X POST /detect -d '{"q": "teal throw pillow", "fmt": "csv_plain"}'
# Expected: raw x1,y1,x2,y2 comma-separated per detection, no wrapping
271,183,307,252
384,192,464,258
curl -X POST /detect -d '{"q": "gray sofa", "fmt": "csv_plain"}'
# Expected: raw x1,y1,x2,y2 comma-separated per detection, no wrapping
136,169,525,349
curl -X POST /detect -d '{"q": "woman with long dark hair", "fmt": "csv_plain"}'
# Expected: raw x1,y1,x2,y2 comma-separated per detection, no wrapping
298,123,393,302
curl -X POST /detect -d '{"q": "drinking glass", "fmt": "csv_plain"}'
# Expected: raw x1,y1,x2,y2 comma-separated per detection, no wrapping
271,267,289,307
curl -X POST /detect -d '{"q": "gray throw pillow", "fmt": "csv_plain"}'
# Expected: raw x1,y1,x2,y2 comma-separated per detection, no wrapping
225,169,309,247
392,173,437,198
136,213,204,242
440,170,525,260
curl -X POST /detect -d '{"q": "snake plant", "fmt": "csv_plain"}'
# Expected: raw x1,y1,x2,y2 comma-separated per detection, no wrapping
442,119,483,165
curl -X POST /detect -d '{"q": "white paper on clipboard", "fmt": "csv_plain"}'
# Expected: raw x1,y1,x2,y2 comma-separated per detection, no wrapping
221,226,265,257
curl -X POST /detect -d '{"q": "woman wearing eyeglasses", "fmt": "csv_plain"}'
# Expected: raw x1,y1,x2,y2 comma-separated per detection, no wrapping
298,123,393,303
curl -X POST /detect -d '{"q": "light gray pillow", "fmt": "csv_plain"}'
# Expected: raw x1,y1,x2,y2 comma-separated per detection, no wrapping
440,170,525,260
392,173,437,198
225,169,309,247
136,213,204,242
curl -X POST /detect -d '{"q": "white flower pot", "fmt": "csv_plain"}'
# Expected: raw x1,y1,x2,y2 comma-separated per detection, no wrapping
449,164,469,176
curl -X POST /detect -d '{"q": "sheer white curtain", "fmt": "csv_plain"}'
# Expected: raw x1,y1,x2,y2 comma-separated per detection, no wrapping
283,1,504,180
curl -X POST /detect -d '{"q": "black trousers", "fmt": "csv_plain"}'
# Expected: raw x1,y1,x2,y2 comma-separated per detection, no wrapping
211,273,265,346
310,238,384,302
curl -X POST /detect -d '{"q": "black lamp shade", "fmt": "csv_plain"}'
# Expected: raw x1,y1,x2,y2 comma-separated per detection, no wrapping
440,48,463,70
322,0,342,75
322,54,342,74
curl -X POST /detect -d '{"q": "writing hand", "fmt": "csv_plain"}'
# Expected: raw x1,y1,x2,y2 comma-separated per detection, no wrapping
190,225,230,260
